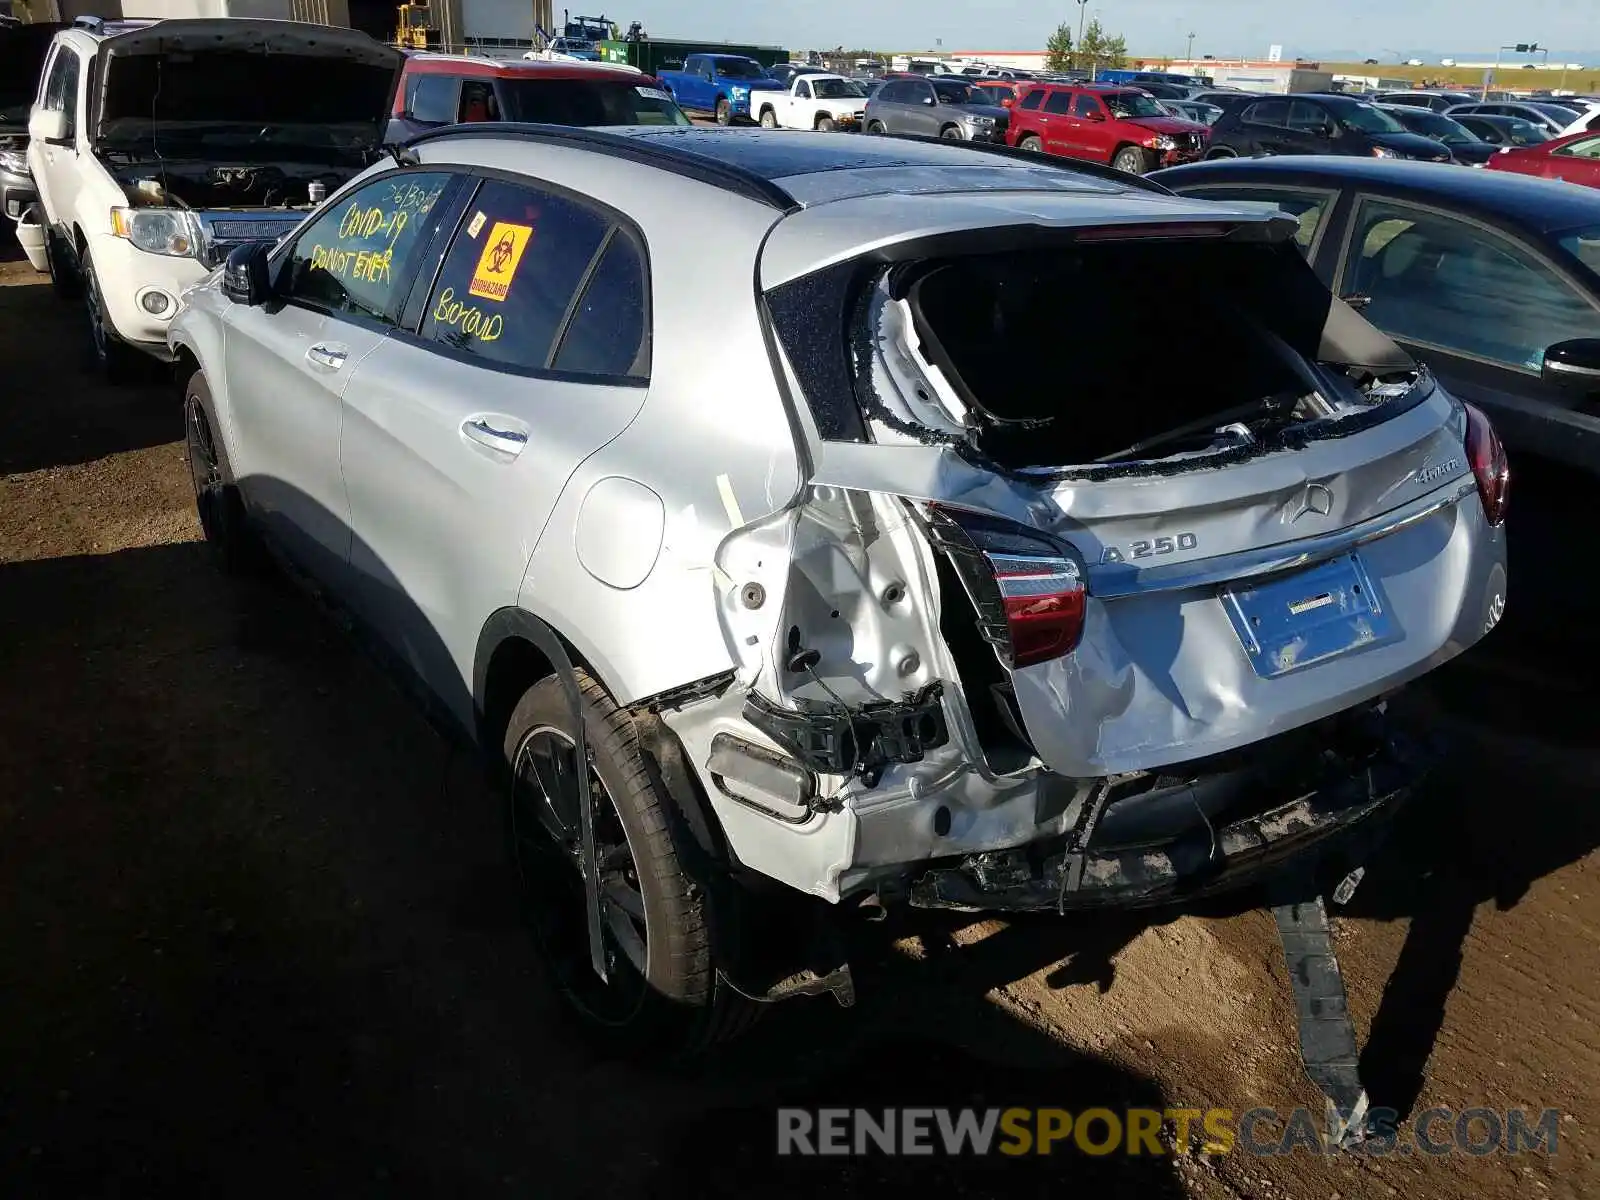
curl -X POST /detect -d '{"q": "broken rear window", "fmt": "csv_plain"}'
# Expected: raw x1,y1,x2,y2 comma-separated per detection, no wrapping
765,230,1421,475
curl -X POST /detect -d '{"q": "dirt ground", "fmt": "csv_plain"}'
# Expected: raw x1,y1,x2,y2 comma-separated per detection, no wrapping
1,249,1596,1199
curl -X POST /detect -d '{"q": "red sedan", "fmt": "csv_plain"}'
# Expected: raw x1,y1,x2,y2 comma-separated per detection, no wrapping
1484,130,1600,189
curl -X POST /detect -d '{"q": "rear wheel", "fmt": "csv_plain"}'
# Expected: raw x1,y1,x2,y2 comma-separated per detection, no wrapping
1112,145,1154,174
867,120,886,135
817,115,837,132
715,97,733,126
1020,134,1043,153
504,672,755,1056
758,107,777,128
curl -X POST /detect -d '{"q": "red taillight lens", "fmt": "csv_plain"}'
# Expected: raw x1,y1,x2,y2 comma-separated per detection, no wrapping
1463,403,1510,527
926,507,1087,669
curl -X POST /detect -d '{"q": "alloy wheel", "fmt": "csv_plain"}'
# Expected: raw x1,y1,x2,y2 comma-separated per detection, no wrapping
510,725,650,1024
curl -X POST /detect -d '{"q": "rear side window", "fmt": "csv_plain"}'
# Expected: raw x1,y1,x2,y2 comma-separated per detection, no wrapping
1019,88,1044,110
551,228,649,378
1246,99,1289,126
408,74,458,124
1287,100,1329,131
417,178,629,375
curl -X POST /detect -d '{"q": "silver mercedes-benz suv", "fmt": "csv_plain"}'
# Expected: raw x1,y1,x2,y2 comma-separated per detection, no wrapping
168,127,1508,1109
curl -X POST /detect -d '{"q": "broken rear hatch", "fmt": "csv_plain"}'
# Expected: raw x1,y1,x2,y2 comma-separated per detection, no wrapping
91,19,404,164
757,192,1509,779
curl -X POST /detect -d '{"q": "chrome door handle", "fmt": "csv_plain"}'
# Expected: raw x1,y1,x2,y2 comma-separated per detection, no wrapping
462,417,528,456
305,343,348,370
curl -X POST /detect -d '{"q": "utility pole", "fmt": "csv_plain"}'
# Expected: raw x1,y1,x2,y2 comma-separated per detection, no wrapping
1485,42,1541,100
1186,30,1195,62
1077,0,1089,71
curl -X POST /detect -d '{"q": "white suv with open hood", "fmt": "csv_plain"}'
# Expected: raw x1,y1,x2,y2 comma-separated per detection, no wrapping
26,17,402,381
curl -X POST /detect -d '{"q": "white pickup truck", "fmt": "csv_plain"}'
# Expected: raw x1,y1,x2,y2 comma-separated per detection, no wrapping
753,73,870,132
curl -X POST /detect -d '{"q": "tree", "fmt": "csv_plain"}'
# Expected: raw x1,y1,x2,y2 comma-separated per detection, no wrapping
1045,22,1074,73
1077,18,1129,71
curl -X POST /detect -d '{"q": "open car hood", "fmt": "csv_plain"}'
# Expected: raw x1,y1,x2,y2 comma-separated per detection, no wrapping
0,23,65,129
93,19,403,158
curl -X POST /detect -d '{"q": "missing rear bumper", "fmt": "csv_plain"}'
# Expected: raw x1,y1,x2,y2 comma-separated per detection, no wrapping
907,727,1421,913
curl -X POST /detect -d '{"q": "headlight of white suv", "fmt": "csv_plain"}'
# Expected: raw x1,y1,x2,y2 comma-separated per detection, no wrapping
0,148,28,175
967,115,995,127
110,207,200,258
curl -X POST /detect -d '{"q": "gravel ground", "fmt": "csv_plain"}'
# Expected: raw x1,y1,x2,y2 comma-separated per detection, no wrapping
1,248,1596,1199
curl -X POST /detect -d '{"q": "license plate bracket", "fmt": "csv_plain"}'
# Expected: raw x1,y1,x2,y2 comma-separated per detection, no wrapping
1222,552,1399,679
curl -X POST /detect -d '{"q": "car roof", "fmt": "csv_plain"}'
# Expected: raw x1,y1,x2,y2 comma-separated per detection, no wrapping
406,124,1184,210
1155,156,1600,234
406,54,642,80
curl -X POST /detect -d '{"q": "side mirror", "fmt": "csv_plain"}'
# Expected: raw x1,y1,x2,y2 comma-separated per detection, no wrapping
1542,338,1600,388
28,109,69,145
923,95,935,105
221,242,273,307
1086,110,1106,121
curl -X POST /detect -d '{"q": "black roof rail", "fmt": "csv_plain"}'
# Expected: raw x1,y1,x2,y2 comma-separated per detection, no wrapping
878,132,1178,196
398,122,801,212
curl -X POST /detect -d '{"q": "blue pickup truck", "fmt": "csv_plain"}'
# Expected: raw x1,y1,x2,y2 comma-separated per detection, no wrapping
657,52,783,125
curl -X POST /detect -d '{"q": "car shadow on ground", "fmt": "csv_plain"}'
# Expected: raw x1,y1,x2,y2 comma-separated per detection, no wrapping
0,539,1188,1197
0,464,1588,1192
0,274,179,475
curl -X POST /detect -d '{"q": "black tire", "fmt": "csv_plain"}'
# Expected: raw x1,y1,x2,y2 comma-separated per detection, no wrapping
1205,146,1239,160
715,97,732,126
81,249,147,385
758,107,777,128
940,124,963,140
45,227,81,300
503,671,756,1056
1020,134,1043,153
816,115,837,133
1112,145,1155,174
867,120,886,135
185,370,267,576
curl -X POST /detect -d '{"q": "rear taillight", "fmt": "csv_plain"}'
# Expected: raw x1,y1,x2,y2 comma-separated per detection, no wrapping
926,507,1086,669
1463,403,1510,526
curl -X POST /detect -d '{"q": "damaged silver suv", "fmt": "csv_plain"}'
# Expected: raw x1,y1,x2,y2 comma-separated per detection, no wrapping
169,127,1508,1116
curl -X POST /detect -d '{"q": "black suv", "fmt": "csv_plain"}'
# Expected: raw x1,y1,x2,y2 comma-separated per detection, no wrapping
1206,94,1454,162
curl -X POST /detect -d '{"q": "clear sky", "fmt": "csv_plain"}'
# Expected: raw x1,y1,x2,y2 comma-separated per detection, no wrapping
616,0,1598,60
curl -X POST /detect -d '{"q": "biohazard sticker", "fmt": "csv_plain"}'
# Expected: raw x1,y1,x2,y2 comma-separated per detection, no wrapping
468,221,532,302
466,210,487,238
635,86,670,101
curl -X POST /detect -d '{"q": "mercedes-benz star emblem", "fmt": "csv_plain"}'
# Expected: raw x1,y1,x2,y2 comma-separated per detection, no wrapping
1288,483,1334,522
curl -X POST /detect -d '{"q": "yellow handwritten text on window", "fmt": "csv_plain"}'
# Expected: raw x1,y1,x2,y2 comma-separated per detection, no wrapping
432,286,504,342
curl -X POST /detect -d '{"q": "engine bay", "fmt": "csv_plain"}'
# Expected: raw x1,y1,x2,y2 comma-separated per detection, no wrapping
109,158,354,211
